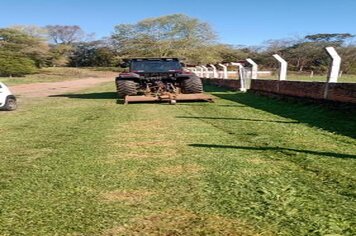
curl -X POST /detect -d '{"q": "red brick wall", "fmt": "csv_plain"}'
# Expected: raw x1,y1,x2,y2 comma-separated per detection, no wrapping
250,80,279,93
203,78,241,90
202,78,356,104
251,80,327,100
326,83,356,103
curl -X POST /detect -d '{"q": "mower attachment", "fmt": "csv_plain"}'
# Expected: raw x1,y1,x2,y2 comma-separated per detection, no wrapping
124,93,214,105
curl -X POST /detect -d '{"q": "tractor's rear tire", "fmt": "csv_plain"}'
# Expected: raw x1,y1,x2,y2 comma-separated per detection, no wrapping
182,76,203,94
116,80,138,98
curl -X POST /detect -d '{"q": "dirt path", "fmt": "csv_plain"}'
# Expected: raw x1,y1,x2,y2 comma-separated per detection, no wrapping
10,77,113,98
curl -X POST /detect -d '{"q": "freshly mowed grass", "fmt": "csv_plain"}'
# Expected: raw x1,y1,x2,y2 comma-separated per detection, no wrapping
0,83,355,235
0,67,116,86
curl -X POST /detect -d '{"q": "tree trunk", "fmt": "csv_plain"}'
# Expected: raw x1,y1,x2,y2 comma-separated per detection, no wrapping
299,64,304,72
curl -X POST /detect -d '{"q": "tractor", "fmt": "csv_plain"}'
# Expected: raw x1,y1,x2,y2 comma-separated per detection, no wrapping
115,58,213,104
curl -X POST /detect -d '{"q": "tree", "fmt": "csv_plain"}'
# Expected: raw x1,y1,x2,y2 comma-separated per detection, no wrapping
69,41,118,67
216,45,254,63
282,34,355,72
339,46,356,74
256,34,356,73
45,25,85,44
305,33,353,43
48,44,73,66
10,25,48,40
0,28,50,68
263,38,298,54
0,28,52,75
0,51,37,76
44,25,91,66
111,14,218,64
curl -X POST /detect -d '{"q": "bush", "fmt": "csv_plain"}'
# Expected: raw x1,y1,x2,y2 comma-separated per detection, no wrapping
344,62,356,74
0,53,37,77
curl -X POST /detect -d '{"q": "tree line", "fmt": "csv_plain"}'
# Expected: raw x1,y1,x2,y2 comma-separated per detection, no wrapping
0,14,355,76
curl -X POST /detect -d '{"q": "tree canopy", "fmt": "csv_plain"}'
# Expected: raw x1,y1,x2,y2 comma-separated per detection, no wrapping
258,33,356,73
111,14,219,64
0,28,49,76
0,17,355,76
305,33,353,43
69,41,118,67
45,25,85,44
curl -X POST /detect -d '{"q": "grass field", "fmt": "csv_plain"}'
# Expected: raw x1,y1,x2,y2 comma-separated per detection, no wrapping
0,83,355,235
0,67,116,86
262,74,356,83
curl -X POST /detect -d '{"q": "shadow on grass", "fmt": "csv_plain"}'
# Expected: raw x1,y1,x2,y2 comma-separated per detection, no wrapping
50,92,117,100
217,104,247,107
189,144,356,159
175,104,246,107
176,116,300,124
175,103,210,106
204,85,356,139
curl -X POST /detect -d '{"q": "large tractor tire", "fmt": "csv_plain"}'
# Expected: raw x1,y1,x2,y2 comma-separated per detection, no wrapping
116,80,138,98
182,76,203,94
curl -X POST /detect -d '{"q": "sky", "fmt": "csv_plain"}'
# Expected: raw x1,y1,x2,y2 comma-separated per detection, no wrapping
0,0,355,46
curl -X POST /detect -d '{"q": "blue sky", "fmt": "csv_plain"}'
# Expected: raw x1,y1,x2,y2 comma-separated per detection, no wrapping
0,0,355,45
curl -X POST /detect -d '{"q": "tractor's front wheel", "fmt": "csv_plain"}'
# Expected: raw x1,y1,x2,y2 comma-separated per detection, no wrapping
116,80,138,98
182,76,203,94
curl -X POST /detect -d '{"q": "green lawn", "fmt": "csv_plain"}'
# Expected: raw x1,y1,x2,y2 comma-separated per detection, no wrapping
0,67,116,86
261,74,356,83
0,83,355,235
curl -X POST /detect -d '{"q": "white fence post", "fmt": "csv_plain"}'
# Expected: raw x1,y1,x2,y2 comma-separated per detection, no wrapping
325,47,341,83
218,63,228,79
231,62,246,92
201,65,209,78
246,58,258,79
186,67,194,73
273,54,288,81
209,64,218,78
195,66,203,77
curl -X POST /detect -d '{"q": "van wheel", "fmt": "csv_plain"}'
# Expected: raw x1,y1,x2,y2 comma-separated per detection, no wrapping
4,97,17,111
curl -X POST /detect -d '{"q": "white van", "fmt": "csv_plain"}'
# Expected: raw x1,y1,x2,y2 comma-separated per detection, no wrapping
0,82,17,111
